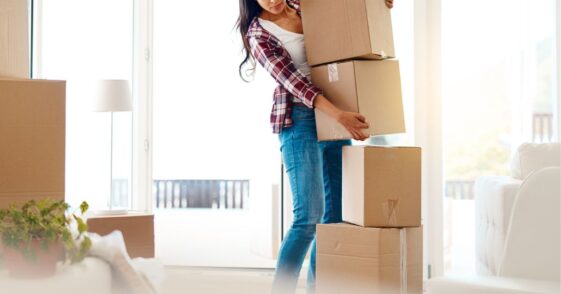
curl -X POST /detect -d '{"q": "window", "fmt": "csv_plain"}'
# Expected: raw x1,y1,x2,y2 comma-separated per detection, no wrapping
441,0,558,274
32,0,134,211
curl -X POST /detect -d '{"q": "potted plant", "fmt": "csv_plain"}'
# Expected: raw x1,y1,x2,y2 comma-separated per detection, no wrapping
0,198,92,279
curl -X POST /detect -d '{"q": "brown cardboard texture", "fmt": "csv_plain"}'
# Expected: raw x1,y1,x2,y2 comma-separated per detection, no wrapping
88,213,155,258
301,0,395,66
343,145,421,227
0,0,29,78
0,79,66,209
316,223,422,294
312,60,405,141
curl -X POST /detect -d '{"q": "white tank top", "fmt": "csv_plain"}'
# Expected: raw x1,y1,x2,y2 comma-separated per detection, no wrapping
258,18,311,103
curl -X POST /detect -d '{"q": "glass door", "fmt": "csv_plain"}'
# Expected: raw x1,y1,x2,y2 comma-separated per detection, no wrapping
152,0,280,267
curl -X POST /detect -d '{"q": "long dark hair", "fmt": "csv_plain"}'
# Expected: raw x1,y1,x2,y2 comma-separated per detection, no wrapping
236,0,262,82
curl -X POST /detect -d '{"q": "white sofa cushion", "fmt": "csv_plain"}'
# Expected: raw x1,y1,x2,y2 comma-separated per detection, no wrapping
510,143,560,180
474,176,522,275
89,231,161,293
0,257,112,294
499,167,560,281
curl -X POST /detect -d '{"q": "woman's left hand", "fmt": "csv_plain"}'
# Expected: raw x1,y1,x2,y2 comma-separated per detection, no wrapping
385,0,394,9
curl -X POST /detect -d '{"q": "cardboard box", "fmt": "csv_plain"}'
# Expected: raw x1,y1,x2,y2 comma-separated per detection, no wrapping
87,212,155,258
301,0,395,66
317,223,422,294
0,0,29,78
343,145,421,227
0,79,66,209
312,60,405,141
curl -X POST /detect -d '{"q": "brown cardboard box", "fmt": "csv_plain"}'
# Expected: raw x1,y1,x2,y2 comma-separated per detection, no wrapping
343,145,421,227
301,0,395,66
317,223,422,294
311,60,405,141
87,212,155,258
0,0,29,78
0,79,66,209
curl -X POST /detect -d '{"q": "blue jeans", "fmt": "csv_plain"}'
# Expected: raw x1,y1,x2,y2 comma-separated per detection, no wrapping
272,106,350,294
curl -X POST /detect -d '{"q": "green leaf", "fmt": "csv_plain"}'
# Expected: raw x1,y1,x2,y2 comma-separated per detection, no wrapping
76,217,87,234
79,201,89,215
0,198,91,265
81,237,92,251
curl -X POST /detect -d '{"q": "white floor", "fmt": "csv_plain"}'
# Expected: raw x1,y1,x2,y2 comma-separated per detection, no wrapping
161,266,307,294
153,207,315,293
155,209,277,268
444,199,476,275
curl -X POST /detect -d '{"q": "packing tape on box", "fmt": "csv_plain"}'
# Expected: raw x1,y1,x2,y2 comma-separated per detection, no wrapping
328,63,339,82
382,199,399,226
400,229,408,294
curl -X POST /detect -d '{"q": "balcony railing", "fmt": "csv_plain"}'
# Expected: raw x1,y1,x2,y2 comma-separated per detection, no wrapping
533,112,554,143
153,179,249,209
145,114,554,207
445,180,474,200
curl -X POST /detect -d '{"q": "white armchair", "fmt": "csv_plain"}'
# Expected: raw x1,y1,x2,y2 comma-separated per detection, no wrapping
476,143,560,276
428,142,561,294
474,175,522,275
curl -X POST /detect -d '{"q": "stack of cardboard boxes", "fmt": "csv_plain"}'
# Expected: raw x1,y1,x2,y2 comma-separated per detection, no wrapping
301,0,423,293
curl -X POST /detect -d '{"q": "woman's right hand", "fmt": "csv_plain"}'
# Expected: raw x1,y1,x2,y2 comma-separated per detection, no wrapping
312,94,370,141
336,111,370,141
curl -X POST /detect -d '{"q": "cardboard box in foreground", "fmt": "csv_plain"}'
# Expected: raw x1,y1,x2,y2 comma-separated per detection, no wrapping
301,0,395,66
0,79,66,209
317,223,422,294
87,212,155,258
312,60,405,141
343,145,421,227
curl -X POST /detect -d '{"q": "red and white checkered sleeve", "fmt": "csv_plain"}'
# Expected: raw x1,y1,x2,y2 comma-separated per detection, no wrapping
249,36,321,108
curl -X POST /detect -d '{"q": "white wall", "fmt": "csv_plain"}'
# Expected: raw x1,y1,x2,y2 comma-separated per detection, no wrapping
557,0,561,141
414,0,444,279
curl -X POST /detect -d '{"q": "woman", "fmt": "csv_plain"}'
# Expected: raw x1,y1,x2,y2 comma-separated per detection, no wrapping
236,0,394,292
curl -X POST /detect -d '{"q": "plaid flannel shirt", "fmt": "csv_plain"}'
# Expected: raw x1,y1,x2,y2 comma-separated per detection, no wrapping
246,0,322,134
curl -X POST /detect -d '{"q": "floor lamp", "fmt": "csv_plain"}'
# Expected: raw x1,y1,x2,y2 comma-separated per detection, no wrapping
93,79,132,215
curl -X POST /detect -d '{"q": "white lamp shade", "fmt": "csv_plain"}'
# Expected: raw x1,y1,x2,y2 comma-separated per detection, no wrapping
93,79,132,112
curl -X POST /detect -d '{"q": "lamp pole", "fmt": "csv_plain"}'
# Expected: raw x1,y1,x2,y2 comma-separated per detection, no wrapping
94,79,132,214
109,111,114,210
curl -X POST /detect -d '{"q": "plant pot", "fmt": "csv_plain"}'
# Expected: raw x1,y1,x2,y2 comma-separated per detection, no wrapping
2,239,62,279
